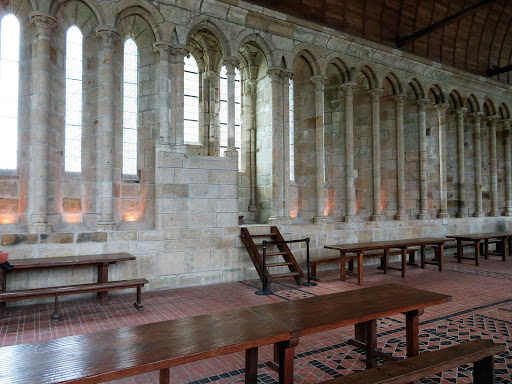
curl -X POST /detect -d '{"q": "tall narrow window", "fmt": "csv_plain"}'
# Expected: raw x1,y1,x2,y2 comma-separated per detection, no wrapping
123,38,138,176
289,78,294,181
64,26,83,173
0,14,20,170
184,55,199,144
219,66,241,166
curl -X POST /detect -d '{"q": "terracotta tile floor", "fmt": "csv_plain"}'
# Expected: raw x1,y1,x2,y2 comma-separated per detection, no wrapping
2,252,512,383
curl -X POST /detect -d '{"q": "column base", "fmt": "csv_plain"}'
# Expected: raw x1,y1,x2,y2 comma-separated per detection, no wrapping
504,210,512,217
395,214,409,221
268,216,284,225
224,149,239,159
438,212,450,219
29,222,51,234
473,212,485,218
248,204,257,212
457,212,468,218
418,213,430,220
489,211,500,217
97,221,116,231
170,144,188,154
314,216,328,224
371,214,386,222
344,215,358,223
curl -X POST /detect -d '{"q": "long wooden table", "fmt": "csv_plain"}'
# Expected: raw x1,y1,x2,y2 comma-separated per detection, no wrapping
325,238,450,284
448,232,511,266
0,284,451,384
0,253,136,305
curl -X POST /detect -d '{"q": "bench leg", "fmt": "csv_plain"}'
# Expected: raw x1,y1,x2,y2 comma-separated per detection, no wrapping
0,270,6,309
405,309,424,358
365,319,377,368
457,240,463,263
438,244,444,272
473,355,495,384
420,246,426,269
401,248,407,278
276,335,299,384
97,263,109,306
357,252,363,285
383,249,388,274
134,284,144,310
340,252,346,281
245,347,258,384
484,240,489,259
502,238,508,261
53,295,60,322
159,368,170,384
475,241,480,266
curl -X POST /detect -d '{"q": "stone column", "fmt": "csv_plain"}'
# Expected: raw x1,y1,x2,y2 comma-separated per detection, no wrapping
203,71,220,156
169,46,188,151
282,71,293,220
472,112,485,217
395,94,408,220
27,12,57,233
418,99,430,220
436,103,450,218
95,26,119,231
370,88,385,221
267,68,285,222
503,119,512,216
311,75,327,224
456,108,468,218
342,82,357,222
488,115,500,217
153,41,172,147
245,79,257,212
222,57,240,160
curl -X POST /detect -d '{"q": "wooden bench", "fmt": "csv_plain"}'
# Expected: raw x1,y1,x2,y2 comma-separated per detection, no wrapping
0,278,148,321
311,249,416,281
319,339,504,384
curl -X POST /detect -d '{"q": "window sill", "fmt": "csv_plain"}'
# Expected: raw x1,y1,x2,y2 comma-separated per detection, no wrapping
122,174,140,183
0,169,19,178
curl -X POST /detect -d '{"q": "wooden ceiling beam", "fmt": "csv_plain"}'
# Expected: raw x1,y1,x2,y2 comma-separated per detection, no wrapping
488,64,512,77
397,0,497,47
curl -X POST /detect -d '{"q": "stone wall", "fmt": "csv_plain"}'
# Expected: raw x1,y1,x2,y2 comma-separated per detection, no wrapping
1,0,512,293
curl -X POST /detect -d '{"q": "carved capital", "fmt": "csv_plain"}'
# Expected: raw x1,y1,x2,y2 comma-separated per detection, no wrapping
394,94,406,107
29,12,57,40
369,88,383,102
502,118,512,129
96,26,120,50
485,114,499,122
417,98,429,113
203,70,219,82
310,75,327,91
341,82,356,97
267,67,283,83
469,111,484,123
222,56,240,75
282,69,294,80
153,41,174,61
435,103,449,116
170,45,190,62
455,107,467,117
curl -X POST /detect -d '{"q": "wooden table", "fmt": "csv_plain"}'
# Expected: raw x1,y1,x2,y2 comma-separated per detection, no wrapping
325,238,450,284
0,253,136,305
0,283,450,384
448,232,511,266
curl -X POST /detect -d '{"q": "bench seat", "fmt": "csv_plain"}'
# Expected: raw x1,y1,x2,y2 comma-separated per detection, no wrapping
0,278,148,321
320,339,504,384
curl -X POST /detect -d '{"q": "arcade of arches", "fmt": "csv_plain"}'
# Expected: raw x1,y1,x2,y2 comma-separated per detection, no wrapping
1,0,512,289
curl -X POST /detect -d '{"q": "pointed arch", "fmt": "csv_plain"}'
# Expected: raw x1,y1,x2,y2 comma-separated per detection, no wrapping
325,55,353,83
499,103,511,119
406,78,426,100
115,6,159,42
449,90,464,109
483,98,497,116
428,84,446,104
467,94,482,113
355,64,380,90
289,44,321,76
237,32,275,68
185,18,232,57
382,71,403,95
50,0,104,26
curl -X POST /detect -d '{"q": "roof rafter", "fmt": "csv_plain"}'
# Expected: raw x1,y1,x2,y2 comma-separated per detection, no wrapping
397,0,498,47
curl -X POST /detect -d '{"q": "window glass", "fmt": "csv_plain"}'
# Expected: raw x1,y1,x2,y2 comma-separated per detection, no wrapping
184,55,199,144
123,38,138,176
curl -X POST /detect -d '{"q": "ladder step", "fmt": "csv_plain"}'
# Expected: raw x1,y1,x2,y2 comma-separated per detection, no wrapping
270,272,300,279
265,252,288,256
267,262,294,268
251,233,277,237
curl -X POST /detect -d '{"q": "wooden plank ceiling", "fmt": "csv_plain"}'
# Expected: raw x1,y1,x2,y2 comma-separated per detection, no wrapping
247,0,512,85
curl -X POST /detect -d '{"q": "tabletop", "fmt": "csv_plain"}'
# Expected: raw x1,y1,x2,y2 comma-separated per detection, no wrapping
448,232,512,240
249,283,451,337
7,253,136,270
325,237,451,253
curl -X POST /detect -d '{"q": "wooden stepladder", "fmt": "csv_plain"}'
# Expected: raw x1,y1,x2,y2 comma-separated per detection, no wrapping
241,226,303,290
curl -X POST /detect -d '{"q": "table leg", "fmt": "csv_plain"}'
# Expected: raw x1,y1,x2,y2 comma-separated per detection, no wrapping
245,347,258,384
457,240,462,263
484,239,489,259
475,240,480,266
401,247,407,278
438,244,444,272
354,322,366,343
502,237,508,262
473,355,495,384
405,309,424,358
0,270,6,309
97,262,109,305
383,249,388,274
340,252,346,281
159,368,170,384
276,334,300,384
420,246,426,269
365,319,377,368
407,248,418,266
357,251,363,285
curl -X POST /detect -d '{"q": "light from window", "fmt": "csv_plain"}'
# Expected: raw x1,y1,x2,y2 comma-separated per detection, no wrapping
289,78,294,181
123,38,138,176
219,66,241,166
0,14,20,170
65,26,83,173
184,55,199,144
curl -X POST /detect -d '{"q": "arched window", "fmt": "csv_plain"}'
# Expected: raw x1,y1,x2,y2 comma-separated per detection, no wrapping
289,78,294,181
64,26,83,173
184,55,199,144
0,14,20,170
123,38,138,176
219,66,241,166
